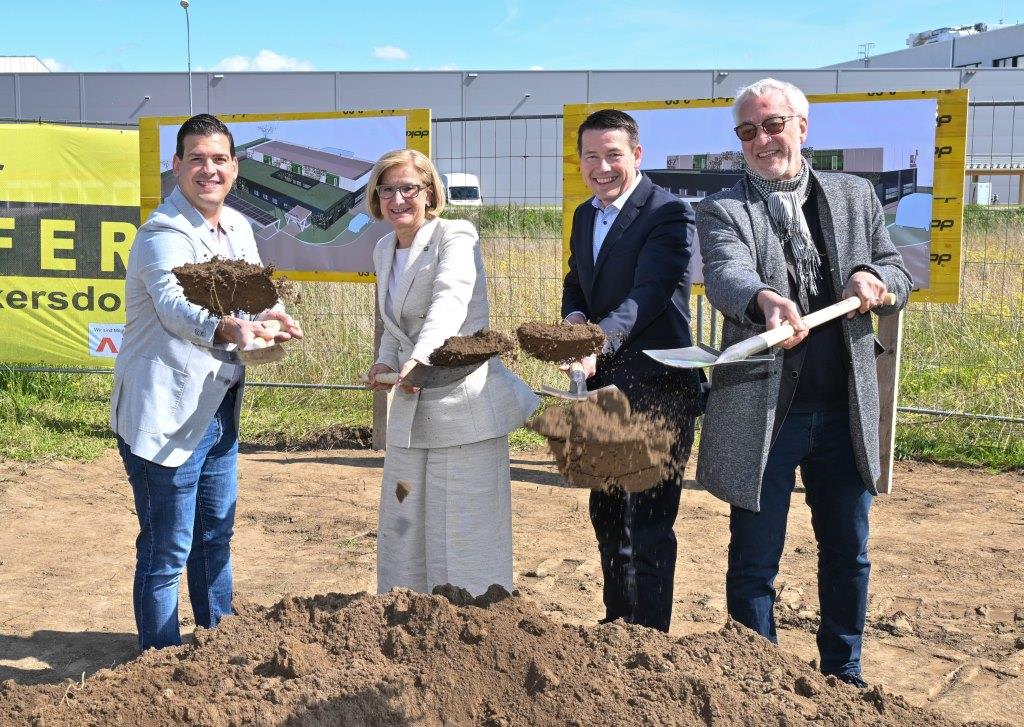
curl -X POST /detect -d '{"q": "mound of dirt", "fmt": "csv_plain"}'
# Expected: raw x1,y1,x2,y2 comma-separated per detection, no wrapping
0,588,988,727
429,329,514,367
245,425,374,452
173,257,291,317
528,387,676,492
516,321,605,363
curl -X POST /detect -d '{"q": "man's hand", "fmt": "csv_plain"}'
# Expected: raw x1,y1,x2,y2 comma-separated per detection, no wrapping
843,270,889,318
757,290,807,350
397,358,422,394
258,310,304,342
214,316,277,349
365,363,396,392
559,353,597,380
563,311,588,326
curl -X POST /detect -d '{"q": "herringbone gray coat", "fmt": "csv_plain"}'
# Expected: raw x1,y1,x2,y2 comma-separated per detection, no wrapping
695,171,912,512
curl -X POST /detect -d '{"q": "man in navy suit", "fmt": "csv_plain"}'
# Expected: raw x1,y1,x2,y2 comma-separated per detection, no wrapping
562,108,702,632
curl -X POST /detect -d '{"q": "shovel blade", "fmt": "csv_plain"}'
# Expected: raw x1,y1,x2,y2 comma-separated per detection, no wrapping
643,345,721,369
401,360,486,389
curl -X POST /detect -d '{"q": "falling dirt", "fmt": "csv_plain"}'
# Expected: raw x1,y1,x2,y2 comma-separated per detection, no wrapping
516,321,606,363
428,329,515,367
528,387,676,492
173,257,292,317
395,481,411,504
0,587,996,727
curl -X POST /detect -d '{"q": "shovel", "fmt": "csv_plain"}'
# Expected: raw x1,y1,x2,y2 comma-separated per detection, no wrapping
644,293,896,370
360,360,486,389
540,362,620,401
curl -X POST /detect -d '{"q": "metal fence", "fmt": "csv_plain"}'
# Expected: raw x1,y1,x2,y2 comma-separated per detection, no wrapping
7,106,1024,430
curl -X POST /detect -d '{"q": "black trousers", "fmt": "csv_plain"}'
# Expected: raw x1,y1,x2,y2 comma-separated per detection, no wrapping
589,475,684,632
587,353,702,632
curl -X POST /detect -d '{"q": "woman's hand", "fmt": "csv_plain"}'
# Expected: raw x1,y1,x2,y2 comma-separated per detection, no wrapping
365,363,396,391
397,358,422,394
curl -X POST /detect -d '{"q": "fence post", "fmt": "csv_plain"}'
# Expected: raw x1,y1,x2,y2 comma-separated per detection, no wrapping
371,301,388,451
875,310,904,494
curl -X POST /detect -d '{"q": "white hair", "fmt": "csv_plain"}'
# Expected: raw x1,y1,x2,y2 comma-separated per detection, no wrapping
731,78,810,124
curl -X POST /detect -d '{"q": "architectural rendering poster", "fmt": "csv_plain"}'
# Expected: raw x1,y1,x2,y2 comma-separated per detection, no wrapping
139,108,431,282
564,90,968,304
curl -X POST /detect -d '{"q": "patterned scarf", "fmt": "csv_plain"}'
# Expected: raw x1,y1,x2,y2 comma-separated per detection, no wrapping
745,161,821,310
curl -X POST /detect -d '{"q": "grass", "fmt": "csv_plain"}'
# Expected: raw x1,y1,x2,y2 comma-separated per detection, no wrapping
1,203,1021,470
894,204,1024,469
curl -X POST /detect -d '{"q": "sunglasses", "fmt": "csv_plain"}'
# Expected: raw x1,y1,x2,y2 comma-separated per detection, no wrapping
376,183,429,200
733,115,799,142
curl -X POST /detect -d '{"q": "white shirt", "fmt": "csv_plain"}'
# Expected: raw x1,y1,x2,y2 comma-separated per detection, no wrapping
385,218,438,320
386,247,411,320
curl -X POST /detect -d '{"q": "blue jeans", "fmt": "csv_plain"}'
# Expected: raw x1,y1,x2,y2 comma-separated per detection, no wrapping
117,385,239,651
726,409,873,677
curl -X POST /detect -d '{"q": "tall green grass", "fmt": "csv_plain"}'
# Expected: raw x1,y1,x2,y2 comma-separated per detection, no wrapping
1,204,1021,468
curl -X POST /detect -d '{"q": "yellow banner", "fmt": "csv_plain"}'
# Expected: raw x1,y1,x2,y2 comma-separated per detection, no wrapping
0,123,139,366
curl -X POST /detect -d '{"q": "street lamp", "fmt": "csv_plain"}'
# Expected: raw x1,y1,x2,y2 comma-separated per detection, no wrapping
181,0,193,116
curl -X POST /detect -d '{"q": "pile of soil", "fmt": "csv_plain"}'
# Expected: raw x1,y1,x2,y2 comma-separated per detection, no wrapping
516,321,605,363
528,388,676,492
0,587,991,727
428,329,514,367
173,257,291,317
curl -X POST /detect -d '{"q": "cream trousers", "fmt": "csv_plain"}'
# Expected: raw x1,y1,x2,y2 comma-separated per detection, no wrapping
377,436,513,596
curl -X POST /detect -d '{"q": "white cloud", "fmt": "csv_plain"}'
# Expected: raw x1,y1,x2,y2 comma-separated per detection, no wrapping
374,45,409,61
529,65,543,71
41,57,66,72
212,49,314,72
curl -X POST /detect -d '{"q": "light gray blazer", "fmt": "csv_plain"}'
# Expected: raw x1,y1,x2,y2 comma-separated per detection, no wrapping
373,218,539,449
695,171,911,512
110,187,267,467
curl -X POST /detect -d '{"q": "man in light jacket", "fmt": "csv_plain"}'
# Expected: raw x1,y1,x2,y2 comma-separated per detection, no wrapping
695,79,911,686
111,114,301,650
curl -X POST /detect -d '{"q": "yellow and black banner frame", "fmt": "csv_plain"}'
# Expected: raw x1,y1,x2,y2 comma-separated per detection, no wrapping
564,89,968,304
0,123,139,366
139,108,431,283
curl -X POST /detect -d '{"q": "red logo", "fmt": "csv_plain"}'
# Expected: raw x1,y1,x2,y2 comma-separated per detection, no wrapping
97,337,119,354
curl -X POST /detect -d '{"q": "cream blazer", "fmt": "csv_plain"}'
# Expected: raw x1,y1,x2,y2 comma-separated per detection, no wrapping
373,218,539,449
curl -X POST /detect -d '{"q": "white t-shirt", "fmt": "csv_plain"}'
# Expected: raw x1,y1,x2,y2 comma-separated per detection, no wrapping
386,246,412,320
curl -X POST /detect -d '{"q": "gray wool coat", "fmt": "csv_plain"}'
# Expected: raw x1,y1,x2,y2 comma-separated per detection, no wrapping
694,170,912,512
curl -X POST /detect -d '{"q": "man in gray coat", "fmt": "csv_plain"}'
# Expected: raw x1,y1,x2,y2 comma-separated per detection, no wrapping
695,79,911,687
112,114,301,650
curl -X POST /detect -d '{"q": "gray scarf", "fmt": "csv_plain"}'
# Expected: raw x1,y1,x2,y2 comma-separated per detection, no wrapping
745,161,821,309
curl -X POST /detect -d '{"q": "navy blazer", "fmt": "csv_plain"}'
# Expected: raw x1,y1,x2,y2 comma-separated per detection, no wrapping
561,175,701,419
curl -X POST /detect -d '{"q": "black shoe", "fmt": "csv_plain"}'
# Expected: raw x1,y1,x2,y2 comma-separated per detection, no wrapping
834,672,869,689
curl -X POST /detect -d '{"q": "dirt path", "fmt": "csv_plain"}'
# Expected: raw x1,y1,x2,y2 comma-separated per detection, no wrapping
0,449,1021,724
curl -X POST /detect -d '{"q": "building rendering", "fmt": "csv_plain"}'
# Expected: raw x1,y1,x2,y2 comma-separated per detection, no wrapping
232,140,373,230
654,147,919,207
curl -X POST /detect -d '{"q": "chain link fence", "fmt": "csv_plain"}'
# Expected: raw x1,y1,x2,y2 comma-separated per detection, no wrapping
6,108,1024,437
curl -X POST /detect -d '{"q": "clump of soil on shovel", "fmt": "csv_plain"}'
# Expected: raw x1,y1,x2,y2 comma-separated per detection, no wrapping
528,387,676,492
0,588,982,727
516,321,606,363
428,329,514,367
173,257,292,317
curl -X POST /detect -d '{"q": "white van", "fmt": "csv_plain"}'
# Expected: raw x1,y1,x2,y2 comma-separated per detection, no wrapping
443,173,482,206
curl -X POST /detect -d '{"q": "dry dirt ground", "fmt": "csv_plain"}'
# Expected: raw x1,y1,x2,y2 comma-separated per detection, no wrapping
0,447,1021,724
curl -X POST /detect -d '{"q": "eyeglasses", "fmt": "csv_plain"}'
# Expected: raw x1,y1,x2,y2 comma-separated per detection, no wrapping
733,115,799,142
376,183,429,200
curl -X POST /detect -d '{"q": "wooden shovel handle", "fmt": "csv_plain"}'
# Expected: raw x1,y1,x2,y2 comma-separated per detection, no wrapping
761,293,896,348
358,372,400,386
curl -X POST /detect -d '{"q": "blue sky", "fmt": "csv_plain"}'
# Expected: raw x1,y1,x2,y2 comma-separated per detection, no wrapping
8,0,1019,73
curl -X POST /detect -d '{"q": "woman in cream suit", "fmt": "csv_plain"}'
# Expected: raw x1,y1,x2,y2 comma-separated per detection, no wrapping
364,149,539,597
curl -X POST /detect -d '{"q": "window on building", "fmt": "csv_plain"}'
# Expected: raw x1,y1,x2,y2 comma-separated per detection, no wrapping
993,55,1023,68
